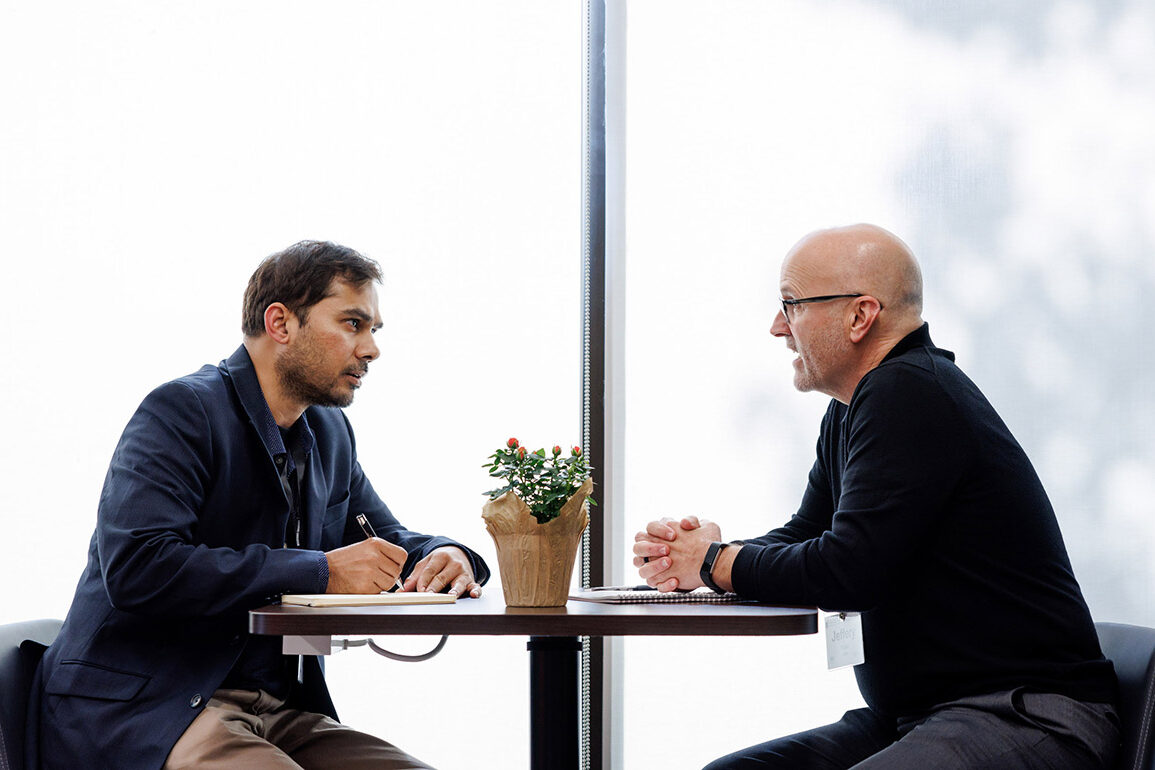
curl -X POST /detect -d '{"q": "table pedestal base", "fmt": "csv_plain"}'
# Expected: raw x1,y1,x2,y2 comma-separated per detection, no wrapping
528,636,582,769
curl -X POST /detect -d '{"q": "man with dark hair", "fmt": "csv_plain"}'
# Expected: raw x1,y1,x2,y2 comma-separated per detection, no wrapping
634,225,1119,769
240,240,383,338
31,241,486,769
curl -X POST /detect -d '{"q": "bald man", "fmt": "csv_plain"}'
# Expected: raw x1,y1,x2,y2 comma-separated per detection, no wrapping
634,225,1119,769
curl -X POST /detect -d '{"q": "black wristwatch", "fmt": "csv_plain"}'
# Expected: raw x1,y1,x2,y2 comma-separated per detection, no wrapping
699,541,730,594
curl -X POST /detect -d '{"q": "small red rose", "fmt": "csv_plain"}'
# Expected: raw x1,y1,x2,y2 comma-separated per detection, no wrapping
507,437,519,449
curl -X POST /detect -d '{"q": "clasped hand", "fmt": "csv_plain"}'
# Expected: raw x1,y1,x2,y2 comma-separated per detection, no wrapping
632,515,721,592
325,540,482,598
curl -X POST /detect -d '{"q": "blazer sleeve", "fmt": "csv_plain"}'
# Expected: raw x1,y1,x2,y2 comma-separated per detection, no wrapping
97,381,326,618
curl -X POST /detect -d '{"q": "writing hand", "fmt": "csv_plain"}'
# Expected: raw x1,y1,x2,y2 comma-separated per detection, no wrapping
325,538,408,594
403,546,482,598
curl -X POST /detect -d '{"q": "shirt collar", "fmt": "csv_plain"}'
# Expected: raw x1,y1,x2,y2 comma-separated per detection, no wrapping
222,345,315,465
878,322,954,364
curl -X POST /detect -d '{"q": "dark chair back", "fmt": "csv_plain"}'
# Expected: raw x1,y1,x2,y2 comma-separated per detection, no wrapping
1097,621,1155,770
0,619,62,770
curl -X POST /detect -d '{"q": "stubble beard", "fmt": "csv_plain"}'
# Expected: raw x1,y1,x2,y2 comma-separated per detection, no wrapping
791,322,845,395
275,338,357,409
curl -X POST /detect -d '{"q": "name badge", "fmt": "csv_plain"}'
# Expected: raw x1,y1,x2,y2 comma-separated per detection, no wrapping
825,612,865,670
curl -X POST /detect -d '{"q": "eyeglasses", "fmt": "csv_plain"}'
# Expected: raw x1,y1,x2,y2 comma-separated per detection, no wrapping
779,293,865,323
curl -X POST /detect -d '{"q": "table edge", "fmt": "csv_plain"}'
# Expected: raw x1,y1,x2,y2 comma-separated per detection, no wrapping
249,603,819,637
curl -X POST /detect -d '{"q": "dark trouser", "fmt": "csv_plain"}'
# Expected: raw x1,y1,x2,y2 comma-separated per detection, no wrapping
704,689,1119,770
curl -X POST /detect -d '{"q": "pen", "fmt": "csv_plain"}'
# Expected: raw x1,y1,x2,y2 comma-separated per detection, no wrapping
355,513,404,593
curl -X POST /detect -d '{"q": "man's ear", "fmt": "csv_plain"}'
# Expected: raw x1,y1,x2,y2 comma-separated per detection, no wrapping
264,303,294,344
848,297,883,343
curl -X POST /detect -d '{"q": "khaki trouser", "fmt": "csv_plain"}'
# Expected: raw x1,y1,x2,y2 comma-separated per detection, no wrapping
164,689,435,770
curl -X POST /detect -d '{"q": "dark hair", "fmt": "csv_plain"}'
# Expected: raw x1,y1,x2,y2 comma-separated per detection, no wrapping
241,240,382,337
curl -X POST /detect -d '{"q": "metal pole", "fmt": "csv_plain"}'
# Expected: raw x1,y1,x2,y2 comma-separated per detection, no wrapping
580,1,608,769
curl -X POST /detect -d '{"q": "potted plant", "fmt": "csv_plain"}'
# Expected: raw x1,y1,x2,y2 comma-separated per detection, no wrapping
481,438,595,607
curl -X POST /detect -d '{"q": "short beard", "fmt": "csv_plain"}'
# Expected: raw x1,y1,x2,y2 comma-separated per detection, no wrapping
275,344,355,409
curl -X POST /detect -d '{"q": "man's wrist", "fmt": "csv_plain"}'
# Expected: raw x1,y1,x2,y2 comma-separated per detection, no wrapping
700,542,730,593
710,543,741,593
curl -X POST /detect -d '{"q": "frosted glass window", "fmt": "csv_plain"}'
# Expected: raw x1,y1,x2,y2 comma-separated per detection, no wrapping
620,1,1155,766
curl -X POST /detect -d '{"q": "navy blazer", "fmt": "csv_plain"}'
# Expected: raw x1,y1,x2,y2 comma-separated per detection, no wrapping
30,346,489,769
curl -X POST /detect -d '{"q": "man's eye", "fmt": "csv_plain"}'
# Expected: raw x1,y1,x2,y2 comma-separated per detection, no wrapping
348,319,360,330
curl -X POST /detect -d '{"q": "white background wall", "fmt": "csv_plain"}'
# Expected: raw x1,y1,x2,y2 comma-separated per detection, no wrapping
1,2,579,767
2,1,1153,769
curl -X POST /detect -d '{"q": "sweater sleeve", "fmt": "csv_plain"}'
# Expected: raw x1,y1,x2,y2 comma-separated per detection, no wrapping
730,362,972,609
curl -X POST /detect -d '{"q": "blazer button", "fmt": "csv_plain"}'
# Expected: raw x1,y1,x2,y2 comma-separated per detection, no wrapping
189,694,203,708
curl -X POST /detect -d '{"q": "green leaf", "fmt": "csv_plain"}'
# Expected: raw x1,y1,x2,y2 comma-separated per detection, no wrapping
483,484,515,499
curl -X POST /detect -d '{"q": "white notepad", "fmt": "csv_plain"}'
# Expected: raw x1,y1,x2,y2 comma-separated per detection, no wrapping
280,593,457,607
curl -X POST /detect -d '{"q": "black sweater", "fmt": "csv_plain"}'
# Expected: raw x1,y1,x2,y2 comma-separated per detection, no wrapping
730,324,1116,717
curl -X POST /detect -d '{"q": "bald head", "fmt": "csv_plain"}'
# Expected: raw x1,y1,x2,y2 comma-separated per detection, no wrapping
774,224,925,403
785,223,923,324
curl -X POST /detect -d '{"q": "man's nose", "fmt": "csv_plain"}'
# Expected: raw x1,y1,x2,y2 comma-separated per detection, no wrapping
770,309,790,337
359,335,380,361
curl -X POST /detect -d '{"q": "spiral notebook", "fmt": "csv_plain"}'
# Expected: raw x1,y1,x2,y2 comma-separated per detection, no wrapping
569,587,743,604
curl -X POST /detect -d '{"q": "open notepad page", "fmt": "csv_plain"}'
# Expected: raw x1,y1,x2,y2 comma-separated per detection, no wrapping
280,593,457,607
569,587,743,604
